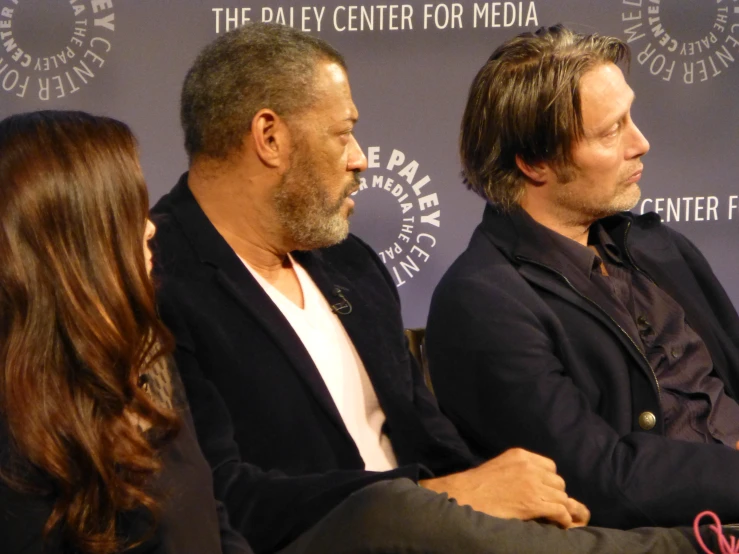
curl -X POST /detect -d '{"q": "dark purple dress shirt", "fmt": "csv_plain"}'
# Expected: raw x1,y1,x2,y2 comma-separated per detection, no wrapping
544,221,739,447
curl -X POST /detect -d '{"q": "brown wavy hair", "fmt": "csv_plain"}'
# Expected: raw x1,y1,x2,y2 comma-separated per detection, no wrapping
0,111,181,553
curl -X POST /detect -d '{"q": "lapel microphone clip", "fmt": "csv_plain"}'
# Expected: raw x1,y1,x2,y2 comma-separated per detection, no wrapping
330,285,352,315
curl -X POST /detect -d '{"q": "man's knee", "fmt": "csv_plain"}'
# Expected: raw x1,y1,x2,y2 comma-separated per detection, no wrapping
324,477,504,546
336,478,447,534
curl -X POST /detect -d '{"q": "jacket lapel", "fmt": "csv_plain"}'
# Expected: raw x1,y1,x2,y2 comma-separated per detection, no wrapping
166,175,352,439
294,248,410,406
625,224,738,397
479,205,654,378
626,224,708,328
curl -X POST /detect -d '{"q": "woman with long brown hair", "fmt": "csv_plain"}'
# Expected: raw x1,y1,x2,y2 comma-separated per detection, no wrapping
0,110,253,554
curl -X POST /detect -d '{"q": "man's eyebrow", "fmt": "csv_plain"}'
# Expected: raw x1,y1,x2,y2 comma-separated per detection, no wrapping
592,91,635,134
335,116,358,128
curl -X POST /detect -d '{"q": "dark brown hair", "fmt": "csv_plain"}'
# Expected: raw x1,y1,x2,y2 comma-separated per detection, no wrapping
0,111,180,553
460,24,630,209
181,21,346,162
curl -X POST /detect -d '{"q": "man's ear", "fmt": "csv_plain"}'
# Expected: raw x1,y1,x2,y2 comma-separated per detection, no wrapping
250,109,287,168
515,155,549,184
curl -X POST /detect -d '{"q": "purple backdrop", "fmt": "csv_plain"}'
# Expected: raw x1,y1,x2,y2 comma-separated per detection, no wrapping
2,0,738,327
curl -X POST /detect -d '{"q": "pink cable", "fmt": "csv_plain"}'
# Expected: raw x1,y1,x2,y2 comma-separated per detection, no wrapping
694,511,739,554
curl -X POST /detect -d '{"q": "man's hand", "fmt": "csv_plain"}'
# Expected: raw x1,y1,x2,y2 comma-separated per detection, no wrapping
419,447,590,529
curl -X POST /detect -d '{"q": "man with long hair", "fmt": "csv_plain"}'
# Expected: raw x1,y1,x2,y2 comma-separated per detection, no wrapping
427,24,739,530
153,22,721,553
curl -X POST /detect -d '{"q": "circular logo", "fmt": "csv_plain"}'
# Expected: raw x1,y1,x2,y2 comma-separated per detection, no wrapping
620,1,739,84
0,0,116,101
351,146,441,288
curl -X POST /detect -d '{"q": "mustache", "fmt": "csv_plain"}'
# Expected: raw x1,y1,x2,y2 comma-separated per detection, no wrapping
344,172,361,196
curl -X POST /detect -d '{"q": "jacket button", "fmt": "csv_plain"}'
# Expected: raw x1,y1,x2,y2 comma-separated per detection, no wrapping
639,411,656,430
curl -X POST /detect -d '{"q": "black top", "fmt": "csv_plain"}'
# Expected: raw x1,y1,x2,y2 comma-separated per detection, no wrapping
0,364,254,554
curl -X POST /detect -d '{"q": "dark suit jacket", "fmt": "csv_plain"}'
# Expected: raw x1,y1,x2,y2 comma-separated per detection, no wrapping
427,204,739,530
151,173,477,553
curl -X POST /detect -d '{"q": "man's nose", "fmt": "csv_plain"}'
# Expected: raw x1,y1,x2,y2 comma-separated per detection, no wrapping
628,121,650,159
348,135,368,172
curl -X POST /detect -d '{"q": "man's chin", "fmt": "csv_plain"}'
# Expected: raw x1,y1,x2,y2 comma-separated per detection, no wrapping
602,183,641,216
295,219,350,250
617,184,641,213
585,187,641,221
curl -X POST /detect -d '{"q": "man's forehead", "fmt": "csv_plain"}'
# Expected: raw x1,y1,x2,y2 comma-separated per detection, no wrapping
580,64,634,126
580,63,630,97
300,96,358,126
322,62,348,86
304,62,359,123
311,60,349,96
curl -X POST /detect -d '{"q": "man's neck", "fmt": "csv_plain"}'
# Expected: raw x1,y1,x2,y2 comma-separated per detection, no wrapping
188,163,292,278
188,164,306,308
520,196,593,246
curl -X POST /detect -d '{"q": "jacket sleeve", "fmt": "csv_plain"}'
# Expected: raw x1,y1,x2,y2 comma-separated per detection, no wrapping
350,235,481,474
426,274,739,529
168,367,256,554
216,500,256,554
156,286,426,554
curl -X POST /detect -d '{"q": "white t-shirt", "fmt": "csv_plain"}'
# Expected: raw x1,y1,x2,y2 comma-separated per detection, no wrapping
241,255,398,472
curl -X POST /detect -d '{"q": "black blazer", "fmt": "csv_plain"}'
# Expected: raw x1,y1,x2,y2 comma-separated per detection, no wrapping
427,204,739,529
151,174,477,554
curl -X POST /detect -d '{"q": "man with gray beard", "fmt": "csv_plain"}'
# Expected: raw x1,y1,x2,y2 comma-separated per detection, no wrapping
153,21,727,554
427,23,739,532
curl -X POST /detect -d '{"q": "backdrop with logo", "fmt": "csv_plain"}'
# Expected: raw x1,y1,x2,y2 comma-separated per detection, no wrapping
1,0,738,327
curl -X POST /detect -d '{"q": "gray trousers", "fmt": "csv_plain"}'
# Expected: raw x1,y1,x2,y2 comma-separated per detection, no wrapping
277,478,711,554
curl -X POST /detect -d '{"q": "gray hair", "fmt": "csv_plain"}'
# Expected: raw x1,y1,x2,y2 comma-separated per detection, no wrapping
181,22,346,162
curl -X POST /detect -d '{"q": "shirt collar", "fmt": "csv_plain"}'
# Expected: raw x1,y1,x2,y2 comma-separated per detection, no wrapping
525,216,600,278
589,222,626,268
521,219,628,279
